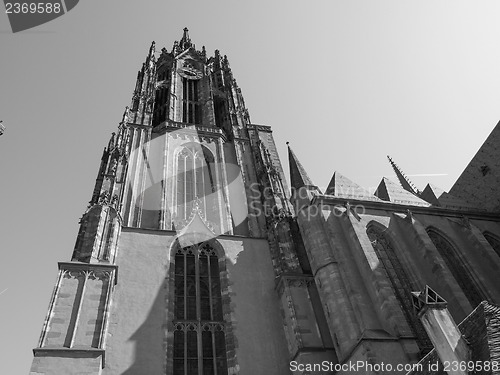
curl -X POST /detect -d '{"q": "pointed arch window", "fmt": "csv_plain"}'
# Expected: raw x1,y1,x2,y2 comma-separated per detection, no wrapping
483,232,500,258
153,86,169,126
182,78,201,124
367,225,432,354
427,229,485,308
173,243,227,375
175,144,218,224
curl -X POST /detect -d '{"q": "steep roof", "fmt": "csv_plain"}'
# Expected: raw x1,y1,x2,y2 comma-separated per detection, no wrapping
450,120,500,212
375,178,430,207
325,171,381,201
287,144,319,191
420,183,481,211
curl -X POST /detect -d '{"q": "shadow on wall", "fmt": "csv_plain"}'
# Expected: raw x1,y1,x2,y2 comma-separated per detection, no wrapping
118,237,289,374
120,273,170,375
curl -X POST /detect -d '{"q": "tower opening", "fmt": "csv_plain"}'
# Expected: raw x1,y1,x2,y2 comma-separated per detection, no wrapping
182,78,201,124
153,65,171,127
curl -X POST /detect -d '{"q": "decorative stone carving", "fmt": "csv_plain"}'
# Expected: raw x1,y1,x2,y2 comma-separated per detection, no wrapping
98,191,110,205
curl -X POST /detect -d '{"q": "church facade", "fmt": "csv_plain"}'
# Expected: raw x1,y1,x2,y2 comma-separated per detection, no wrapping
30,30,500,375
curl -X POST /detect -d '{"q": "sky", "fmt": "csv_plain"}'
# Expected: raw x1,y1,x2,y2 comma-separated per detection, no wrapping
2,1,500,373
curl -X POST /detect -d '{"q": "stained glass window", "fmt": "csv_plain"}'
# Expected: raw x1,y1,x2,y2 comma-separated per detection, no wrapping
173,243,227,375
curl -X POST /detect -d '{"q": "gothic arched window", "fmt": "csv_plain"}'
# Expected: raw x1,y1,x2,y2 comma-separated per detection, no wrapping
153,85,169,126
175,144,217,224
427,229,484,308
367,225,431,354
483,232,500,258
182,78,201,124
173,243,227,375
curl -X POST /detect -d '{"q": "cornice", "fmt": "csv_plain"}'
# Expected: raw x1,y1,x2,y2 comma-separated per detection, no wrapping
154,120,227,142
124,122,152,130
247,123,272,133
32,348,106,368
120,226,268,241
310,194,500,221
58,262,118,284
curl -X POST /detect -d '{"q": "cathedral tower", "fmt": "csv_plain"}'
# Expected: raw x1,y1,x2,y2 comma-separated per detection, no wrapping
31,29,500,375
29,29,335,375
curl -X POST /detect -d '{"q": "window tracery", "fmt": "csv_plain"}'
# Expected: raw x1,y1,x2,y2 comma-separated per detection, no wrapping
173,243,227,375
175,144,217,225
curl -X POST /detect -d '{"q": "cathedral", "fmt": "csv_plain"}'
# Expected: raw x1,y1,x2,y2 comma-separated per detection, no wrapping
30,29,500,375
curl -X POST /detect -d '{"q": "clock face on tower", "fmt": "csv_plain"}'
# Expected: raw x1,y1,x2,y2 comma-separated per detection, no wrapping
178,66,202,80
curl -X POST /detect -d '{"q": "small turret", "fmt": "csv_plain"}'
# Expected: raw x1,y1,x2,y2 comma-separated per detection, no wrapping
173,27,195,55
179,27,192,49
130,42,157,125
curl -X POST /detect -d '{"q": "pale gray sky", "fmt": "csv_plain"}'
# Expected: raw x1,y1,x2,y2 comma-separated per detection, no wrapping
2,1,500,373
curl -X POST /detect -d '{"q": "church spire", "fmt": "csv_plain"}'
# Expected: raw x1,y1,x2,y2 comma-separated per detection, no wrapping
288,143,317,191
387,155,420,196
288,143,321,211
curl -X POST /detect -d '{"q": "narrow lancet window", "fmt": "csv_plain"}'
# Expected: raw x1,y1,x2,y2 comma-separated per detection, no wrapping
182,78,201,124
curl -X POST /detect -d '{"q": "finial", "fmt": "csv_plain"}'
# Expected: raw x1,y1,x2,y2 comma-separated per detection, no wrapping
121,106,130,123
177,27,193,52
286,141,290,146
108,132,116,150
181,27,190,41
147,41,156,63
